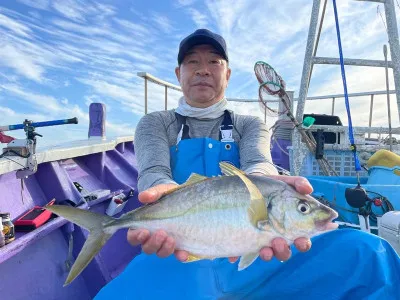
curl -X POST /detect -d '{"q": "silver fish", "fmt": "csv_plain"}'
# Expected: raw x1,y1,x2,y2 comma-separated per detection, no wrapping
45,162,338,286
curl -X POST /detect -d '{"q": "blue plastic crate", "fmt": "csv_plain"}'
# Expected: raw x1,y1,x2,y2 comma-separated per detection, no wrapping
291,149,369,177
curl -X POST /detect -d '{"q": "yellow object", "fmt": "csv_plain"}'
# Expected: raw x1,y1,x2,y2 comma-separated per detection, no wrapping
184,254,211,263
367,149,400,176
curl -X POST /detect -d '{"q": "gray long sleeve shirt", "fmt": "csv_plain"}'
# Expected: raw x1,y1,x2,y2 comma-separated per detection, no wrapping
134,109,278,192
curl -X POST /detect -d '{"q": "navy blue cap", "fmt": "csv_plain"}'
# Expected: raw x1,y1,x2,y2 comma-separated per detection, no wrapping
177,29,228,64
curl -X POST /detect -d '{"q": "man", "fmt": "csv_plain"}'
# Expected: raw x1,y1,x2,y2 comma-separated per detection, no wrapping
129,28,312,263
95,29,400,300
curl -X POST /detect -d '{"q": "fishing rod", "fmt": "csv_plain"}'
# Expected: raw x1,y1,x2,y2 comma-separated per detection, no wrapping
0,117,78,132
1,117,79,179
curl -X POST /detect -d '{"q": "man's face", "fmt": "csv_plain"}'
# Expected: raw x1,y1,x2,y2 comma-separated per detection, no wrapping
175,44,231,108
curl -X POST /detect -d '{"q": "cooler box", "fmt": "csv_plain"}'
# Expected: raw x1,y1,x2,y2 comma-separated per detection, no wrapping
379,211,400,255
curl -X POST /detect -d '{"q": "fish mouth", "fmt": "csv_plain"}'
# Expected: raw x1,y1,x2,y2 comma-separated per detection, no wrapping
321,222,339,231
315,209,339,231
315,219,339,231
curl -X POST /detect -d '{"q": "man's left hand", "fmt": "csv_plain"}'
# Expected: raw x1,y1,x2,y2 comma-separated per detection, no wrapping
228,175,314,264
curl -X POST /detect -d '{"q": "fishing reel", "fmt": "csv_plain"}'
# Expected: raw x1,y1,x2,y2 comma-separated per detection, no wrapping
345,184,369,209
345,184,387,210
2,119,43,157
345,183,394,233
1,117,78,179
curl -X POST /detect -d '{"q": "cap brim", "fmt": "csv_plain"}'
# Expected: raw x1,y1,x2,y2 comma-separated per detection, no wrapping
178,35,228,64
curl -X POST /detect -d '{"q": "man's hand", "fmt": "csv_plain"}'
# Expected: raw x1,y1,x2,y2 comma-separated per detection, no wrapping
228,174,314,264
127,183,190,261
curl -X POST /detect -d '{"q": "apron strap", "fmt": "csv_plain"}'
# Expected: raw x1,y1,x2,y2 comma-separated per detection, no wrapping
175,112,190,144
175,110,233,143
219,110,234,142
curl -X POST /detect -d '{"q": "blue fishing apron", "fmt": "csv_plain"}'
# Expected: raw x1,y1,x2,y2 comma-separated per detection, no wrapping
95,111,400,300
170,110,240,184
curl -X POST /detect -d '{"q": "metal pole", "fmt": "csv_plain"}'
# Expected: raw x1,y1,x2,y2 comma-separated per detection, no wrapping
292,0,321,176
296,0,321,122
165,86,168,111
384,44,393,151
384,0,400,121
144,78,148,114
368,94,374,138
331,97,335,115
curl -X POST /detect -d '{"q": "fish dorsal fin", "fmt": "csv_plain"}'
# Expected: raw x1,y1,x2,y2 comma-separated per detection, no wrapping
161,173,209,197
219,162,268,227
185,173,208,185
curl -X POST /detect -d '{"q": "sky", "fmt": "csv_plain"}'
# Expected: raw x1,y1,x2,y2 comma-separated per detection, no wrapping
0,0,399,150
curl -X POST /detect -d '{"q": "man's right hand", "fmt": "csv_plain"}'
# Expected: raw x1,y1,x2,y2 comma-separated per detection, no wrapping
127,183,190,262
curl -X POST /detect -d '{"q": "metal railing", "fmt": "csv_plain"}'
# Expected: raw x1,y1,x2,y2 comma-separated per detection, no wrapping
136,72,397,133
137,72,182,114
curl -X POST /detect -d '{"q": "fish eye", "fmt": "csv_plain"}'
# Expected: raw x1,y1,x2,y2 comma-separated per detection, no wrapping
297,201,311,214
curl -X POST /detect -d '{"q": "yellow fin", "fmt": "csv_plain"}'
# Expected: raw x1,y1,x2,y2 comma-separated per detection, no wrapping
219,162,268,227
185,173,209,185
219,162,246,176
183,253,212,263
160,173,209,197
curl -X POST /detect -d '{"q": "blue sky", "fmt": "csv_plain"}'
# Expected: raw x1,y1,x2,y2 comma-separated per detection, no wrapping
0,0,399,149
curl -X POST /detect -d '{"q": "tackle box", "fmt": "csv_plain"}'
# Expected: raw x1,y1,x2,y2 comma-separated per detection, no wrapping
379,211,400,255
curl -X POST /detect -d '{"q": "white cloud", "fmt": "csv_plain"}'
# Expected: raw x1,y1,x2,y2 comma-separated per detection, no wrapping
16,0,50,10
1,83,62,112
51,0,89,23
0,44,45,82
76,78,145,113
51,0,116,23
51,18,114,38
187,8,208,28
0,106,16,117
177,0,197,6
151,13,174,33
0,13,32,37
113,18,153,38
28,11,42,19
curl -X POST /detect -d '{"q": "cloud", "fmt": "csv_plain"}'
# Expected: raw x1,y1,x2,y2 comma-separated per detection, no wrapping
113,18,153,38
0,106,17,117
151,13,174,33
1,83,62,112
76,77,145,113
186,8,208,28
51,0,116,23
177,0,198,6
0,44,45,82
0,13,32,37
16,0,50,10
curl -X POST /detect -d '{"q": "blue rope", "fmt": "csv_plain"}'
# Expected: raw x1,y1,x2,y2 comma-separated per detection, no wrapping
332,0,362,172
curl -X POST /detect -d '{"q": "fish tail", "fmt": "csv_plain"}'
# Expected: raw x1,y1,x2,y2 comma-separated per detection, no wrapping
45,205,116,286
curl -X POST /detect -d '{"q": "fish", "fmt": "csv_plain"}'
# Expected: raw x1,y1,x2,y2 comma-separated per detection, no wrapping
45,162,338,286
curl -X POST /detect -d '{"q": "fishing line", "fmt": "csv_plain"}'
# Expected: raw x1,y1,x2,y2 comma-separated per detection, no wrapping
332,0,362,181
